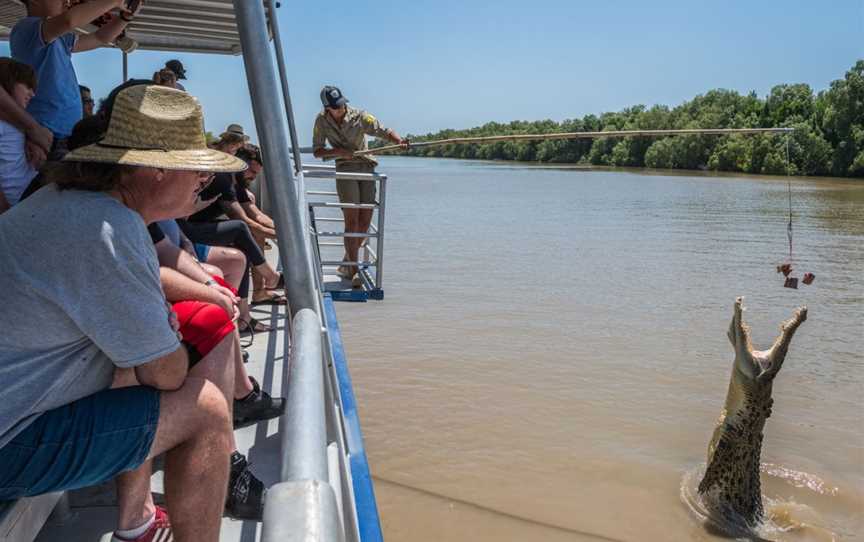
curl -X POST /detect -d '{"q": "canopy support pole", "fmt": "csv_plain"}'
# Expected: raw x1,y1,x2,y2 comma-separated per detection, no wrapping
233,0,318,316
266,0,303,173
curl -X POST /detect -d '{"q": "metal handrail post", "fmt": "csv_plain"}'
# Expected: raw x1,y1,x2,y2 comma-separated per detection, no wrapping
376,175,387,289
233,0,318,315
266,0,303,173
281,309,328,482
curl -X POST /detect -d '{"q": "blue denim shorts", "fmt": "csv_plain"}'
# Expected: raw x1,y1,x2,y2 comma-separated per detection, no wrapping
0,386,160,500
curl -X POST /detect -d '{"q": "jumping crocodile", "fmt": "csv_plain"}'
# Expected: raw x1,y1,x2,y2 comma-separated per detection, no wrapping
698,297,807,535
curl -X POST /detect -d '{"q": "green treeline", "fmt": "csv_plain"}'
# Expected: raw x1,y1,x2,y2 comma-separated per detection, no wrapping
386,61,864,178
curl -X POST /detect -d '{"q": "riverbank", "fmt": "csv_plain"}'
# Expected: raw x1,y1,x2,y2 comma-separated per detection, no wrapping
378,154,860,183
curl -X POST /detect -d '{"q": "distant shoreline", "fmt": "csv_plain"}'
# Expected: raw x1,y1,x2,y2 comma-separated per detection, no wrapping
375,154,860,182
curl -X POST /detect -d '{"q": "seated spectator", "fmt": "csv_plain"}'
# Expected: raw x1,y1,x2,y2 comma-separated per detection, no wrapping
79,84,94,117
232,145,284,301
211,123,249,155
0,58,39,214
0,84,252,541
155,218,268,333
148,220,284,424
10,0,140,159
179,156,285,309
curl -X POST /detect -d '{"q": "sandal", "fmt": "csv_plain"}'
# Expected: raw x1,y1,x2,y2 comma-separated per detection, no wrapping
238,317,271,333
251,292,287,306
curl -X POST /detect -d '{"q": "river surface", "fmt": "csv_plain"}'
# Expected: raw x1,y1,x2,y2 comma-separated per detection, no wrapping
327,157,863,541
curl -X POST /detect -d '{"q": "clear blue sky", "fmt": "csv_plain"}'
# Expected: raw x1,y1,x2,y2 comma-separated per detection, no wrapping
2,0,862,144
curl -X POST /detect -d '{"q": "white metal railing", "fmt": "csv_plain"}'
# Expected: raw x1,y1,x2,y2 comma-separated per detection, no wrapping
303,165,388,293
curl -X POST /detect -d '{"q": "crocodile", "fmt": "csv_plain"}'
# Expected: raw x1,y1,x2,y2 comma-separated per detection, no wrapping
698,297,807,536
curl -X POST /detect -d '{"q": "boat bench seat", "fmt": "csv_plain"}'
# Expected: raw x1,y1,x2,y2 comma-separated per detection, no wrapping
0,492,64,542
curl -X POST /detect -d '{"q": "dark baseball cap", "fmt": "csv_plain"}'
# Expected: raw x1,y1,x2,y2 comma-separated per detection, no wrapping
320,85,348,108
166,59,187,80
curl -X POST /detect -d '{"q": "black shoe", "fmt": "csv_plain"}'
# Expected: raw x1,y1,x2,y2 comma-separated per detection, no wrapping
225,452,265,521
233,376,285,429
242,350,249,364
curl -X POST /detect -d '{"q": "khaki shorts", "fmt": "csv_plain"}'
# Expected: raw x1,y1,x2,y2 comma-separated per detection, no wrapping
335,161,377,204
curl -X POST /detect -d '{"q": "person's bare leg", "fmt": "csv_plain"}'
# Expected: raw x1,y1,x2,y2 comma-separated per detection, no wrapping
342,208,361,275
115,461,156,531
145,334,238,541
155,379,231,542
230,331,254,399
204,247,246,290
356,208,374,268
253,262,280,292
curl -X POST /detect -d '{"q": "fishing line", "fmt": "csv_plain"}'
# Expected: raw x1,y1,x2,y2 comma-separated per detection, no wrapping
354,127,794,156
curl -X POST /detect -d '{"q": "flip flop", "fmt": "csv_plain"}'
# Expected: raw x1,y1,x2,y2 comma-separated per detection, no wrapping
238,317,271,333
251,292,287,306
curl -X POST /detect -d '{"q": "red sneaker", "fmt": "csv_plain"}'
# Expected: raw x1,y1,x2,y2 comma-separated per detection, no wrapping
111,506,172,542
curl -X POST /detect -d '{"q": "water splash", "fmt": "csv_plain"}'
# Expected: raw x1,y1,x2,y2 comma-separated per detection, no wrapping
681,464,840,541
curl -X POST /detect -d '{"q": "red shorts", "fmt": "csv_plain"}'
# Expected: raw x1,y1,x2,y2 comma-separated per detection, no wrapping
171,275,237,360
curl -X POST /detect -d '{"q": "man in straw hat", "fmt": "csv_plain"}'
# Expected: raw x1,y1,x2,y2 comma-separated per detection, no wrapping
0,84,259,541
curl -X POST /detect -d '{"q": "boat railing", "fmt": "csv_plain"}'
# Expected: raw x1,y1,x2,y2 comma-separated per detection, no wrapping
261,308,345,542
303,165,388,297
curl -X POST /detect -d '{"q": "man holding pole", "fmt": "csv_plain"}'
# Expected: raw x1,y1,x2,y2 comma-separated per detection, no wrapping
312,85,406,286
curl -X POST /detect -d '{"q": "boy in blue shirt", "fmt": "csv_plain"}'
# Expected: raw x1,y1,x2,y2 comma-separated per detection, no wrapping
10,0,139,158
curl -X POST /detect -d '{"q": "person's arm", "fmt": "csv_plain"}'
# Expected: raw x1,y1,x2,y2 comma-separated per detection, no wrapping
240,201,274,228
41,0,125,45
0,86,53,152
313,146,354,160
222,200,276,238
360,111,407,145
178,230,197,255
134,345,189,391
154,237,211,283
74,14,131,53
311,114,353,160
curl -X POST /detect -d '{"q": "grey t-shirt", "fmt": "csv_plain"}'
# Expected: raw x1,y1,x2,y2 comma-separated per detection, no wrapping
0,186,180,448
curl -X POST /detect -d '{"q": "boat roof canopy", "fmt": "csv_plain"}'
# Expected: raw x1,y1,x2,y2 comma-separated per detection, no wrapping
0,0,272,55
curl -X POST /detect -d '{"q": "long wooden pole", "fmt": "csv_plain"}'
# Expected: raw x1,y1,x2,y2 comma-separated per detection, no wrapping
354,127,794,156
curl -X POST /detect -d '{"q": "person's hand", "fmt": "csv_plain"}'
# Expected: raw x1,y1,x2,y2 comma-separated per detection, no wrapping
210,289,239,321
399,138,410,150
25,140,47,169
122,0,144,18
210,282,238,303
25,124,52,154
153,68,177,88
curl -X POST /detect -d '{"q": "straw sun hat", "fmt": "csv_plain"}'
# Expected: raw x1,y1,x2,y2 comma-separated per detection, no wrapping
64,85,246,173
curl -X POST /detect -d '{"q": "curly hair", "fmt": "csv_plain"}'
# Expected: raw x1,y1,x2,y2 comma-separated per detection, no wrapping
236,143,262,165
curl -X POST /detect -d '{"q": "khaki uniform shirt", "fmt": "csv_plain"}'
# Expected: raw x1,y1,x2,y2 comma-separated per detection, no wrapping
312,106,392,168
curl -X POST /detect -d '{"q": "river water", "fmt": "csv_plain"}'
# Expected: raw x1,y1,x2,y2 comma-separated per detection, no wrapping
330,157,863,541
